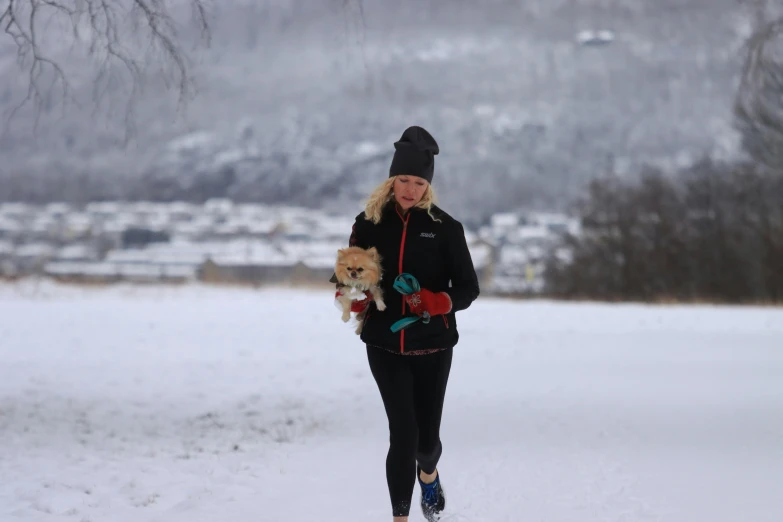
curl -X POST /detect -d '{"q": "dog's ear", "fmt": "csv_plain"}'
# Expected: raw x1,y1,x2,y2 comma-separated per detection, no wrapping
367,246,380,262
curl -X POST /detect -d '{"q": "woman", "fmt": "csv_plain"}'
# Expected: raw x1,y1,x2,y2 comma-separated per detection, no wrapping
334,125,480,521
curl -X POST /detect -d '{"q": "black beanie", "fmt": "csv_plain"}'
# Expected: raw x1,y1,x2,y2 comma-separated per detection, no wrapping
388,126,439,183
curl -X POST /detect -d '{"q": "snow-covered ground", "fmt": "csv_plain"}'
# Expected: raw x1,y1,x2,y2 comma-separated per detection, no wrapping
1,281,782,522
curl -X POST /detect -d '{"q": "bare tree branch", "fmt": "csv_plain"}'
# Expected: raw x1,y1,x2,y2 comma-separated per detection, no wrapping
1,0,212,142
734,16,783,172
340,0,371,91
2,0,70,133
732,0,783,172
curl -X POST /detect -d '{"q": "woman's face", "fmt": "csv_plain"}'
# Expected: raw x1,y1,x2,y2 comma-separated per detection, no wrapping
393,175,429,211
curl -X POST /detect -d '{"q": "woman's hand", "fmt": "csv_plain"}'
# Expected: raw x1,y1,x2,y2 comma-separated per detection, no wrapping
405,288,452,317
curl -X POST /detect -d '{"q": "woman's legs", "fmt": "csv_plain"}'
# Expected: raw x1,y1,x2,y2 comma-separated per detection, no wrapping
411,347,453,475
367,346,418,518
412,347,452,522
366,345,454,520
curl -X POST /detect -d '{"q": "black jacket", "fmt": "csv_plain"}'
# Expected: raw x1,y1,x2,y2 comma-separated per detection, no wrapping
337,201,480,354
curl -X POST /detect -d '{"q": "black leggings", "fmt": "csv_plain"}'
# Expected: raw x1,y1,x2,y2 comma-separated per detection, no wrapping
366,345,454,517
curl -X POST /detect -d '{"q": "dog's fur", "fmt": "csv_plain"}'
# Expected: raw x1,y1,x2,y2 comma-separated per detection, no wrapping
334,246,386,334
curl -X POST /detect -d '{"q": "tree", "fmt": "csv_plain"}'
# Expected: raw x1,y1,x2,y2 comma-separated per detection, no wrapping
1,0,211,140
630,167,689,300
734,163,783,301
545,158,783,304
734,0,783,172
544,174,639,300
0,1,367,143
680,158,752,301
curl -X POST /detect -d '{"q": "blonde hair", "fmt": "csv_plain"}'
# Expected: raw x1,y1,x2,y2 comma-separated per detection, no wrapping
364,176,441,224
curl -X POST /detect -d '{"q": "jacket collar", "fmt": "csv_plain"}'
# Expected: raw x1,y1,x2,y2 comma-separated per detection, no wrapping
384,200,430,222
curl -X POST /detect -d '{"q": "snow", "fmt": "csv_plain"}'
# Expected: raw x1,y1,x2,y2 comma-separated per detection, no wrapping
168,132,217,153
400,37,502,63
354,141,383,160
0,203,32,215
85,202,123,214
508,225,550,243
490,213,518,229
55,245,97,261
44,204,73,216
1,282,782,522
576,30,615,46
14,243,55,258
104,240,296,267
465,243,492,270
43,262,197,279
0,219,23,234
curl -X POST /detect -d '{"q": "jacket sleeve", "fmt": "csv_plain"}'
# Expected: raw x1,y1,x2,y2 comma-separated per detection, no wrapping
443,220,480,312
329,213,368,284
348,213,370,249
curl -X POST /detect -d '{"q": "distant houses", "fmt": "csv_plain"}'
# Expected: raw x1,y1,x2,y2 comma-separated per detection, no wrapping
0,200,578,295
477,211,580,295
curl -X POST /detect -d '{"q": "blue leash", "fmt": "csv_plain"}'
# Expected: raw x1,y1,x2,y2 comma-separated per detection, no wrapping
390,273,431,333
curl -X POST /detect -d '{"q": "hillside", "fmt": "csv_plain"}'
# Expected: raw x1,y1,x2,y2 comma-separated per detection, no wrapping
0,0,753,224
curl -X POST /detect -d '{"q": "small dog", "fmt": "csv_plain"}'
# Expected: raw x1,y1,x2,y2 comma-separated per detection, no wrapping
334,246,386,334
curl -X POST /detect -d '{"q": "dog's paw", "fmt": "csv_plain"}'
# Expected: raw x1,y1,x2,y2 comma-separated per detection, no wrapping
341,312,350,322
376,299,386,311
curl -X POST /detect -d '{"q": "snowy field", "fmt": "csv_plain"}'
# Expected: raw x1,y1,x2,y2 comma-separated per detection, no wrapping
1,281,782,522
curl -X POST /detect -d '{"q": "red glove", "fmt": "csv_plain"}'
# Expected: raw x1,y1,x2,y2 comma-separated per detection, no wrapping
335,289,373,313
405,288,452,316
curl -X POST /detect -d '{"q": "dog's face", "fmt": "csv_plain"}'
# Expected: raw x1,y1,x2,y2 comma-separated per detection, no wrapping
335,246,382,286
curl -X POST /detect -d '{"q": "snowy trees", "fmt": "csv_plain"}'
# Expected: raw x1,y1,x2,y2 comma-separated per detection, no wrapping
734,17,783,172
0,0,211,138
0,0,744,213
543,2,783,303
544,159,783,303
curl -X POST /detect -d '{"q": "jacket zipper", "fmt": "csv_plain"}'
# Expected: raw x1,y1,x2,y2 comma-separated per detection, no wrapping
397,209,410,353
